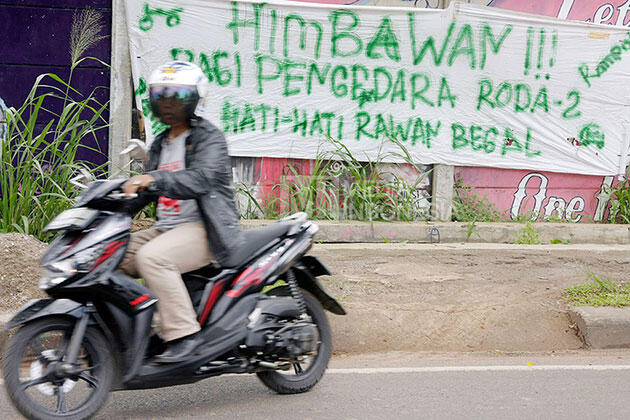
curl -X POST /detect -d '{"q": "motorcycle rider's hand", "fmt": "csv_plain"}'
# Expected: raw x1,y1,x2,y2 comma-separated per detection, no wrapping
123,174,155,197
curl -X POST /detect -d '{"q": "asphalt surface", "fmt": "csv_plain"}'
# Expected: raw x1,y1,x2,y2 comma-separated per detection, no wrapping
2,351,630,419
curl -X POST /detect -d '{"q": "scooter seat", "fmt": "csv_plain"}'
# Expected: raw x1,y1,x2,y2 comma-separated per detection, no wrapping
221,222,293,268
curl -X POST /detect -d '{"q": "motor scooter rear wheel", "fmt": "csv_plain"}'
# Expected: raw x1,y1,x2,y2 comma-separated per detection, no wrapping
257,289,332,394
3,317,114,420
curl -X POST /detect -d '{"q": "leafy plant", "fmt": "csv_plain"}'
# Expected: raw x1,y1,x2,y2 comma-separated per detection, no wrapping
452,175,503,222
513,221,541,244
0,9,108,241
234,182,264,219
137,201,157,220
235,151,340,220
605,168,630,224
262,279,288,294
327,136,429,222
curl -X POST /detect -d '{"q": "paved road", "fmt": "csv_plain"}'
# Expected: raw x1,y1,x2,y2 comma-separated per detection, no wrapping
2,351,630,419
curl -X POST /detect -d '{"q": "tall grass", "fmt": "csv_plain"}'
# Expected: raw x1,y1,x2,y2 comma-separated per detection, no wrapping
0,9,108,240
235,150,340,221
236,136,431,222
326,137,429,222
268,157,340,220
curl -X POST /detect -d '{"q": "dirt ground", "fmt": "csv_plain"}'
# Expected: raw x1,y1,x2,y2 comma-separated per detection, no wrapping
1,234,629,353
0,234,47,310
312,243,630,354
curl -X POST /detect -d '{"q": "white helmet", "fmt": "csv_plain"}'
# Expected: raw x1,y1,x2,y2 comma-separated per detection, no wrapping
148,61,208,120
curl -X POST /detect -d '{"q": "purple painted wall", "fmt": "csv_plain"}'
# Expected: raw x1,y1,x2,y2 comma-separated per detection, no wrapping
0,0,112,166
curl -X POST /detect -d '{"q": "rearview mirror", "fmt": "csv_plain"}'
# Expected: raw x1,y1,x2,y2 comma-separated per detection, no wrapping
120,138,148,162
70,167,93,189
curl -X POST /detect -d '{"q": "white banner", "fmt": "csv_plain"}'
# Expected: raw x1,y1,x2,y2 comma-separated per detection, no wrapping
126,0,630,176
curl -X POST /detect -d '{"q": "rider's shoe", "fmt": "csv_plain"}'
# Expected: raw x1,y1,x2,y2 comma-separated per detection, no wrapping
153,333,201,363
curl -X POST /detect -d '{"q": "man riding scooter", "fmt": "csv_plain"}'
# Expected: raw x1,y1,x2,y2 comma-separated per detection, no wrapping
119,60,243,363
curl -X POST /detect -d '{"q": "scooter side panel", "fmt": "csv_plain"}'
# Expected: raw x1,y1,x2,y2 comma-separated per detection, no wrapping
122,296,262,390
55,270,158,315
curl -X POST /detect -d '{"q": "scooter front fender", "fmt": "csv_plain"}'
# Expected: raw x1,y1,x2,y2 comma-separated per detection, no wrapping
5,298,84,330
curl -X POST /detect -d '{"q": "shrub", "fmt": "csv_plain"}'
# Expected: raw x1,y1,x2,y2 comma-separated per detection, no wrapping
452,175,503,222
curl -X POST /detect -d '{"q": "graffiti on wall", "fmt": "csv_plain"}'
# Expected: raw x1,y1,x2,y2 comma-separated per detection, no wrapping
130,1,629,176
458,0,630,222
229,0,443,218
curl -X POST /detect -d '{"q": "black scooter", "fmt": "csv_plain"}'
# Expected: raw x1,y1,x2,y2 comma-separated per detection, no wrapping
2,178,345,420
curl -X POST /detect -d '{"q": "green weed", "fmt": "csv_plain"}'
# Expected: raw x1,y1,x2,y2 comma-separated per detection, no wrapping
566,268,630,306
234,182,265,219
513,222,541,244
261,279,288,294
466,221,481,241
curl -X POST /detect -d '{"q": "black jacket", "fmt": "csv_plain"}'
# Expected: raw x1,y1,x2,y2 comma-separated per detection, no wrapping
144,116,243,266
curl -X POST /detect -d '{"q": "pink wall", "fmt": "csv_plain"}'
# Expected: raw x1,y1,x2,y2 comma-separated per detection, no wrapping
455,167,615,222
488,0,630,25
460,0,630,222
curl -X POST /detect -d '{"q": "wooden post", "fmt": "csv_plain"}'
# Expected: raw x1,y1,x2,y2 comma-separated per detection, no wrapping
108,0,133,177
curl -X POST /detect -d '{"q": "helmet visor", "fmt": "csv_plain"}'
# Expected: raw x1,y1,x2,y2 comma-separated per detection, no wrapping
149,85,197,102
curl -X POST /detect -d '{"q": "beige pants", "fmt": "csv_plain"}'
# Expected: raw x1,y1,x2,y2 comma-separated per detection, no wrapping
119,222,213,341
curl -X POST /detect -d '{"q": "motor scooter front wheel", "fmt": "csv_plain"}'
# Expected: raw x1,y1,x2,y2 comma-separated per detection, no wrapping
3,317,114,420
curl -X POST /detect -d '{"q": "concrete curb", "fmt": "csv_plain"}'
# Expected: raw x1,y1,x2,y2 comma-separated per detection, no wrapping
568,307,630,349
3,306,630,352
241,220,630,245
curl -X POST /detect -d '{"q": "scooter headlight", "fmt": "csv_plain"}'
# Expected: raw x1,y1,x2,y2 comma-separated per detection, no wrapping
39,260,77,290
39,245,102,290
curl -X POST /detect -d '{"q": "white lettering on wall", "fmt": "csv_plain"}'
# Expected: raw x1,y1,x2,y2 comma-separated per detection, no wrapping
586,1,630,26
511,173,548,220
566,196,586,222
557,0,575,20
593,4,616,24
511,173,614,222
594,176,615,221
544,197,567,220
